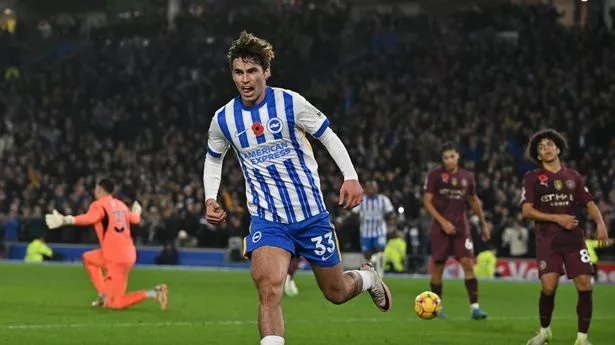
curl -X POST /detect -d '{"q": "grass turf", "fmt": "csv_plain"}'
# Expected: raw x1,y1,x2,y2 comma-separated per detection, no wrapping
1,262,614,344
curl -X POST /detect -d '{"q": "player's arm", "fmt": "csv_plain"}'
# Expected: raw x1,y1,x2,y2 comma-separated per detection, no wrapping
422,171,453,233
383,196,396,222
45,203,104,229
576,173,610,245
203,115,231,224
128,201,142,224
294,95,362,208
466,174,490,240
423,192,452,228
520,173,577,229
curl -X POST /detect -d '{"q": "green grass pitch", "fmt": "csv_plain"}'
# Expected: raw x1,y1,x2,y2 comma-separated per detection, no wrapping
1,262,614,344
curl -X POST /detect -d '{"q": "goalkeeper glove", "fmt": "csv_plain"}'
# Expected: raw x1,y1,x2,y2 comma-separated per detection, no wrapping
45,210,74,229
131,201,142,215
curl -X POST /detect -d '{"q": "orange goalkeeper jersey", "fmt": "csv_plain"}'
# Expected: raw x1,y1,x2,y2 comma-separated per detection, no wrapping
74,195,140,263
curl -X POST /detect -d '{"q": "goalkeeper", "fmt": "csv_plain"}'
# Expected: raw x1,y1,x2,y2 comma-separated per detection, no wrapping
45,177,168,310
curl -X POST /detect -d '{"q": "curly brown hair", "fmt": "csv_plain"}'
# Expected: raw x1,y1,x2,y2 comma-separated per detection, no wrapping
525,128,568,164
227,31,275,70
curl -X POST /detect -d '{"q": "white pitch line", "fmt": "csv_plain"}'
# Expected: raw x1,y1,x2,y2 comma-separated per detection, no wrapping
3,316,615,330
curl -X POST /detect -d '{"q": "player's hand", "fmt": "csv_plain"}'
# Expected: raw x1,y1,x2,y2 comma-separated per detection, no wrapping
45,210,66,229
440,220,456,235
554,214,578,230
339,179,364,209
131,201,142,215
206,199,227,225
481,222,491,241
596,222,610,247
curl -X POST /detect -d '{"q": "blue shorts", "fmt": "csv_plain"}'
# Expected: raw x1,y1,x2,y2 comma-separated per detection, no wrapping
243,213,341,267
361,236,386,254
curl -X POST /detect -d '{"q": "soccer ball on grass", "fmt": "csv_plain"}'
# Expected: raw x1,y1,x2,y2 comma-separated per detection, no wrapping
414,291,442,320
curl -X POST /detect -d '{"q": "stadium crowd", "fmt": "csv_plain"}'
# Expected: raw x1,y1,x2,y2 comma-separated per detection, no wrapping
1,1,615,266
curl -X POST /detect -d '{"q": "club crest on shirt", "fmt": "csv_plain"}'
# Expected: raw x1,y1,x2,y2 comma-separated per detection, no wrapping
554,180,563,191
566,179,576,190
451,177,458,187
266,117,283,135
461,178,467,187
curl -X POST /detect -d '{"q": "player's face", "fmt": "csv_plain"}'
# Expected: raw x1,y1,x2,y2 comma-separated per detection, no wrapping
94,185,102,199
365,182,378,196
232,58,270,106
441,150,459,171
537,138,560,163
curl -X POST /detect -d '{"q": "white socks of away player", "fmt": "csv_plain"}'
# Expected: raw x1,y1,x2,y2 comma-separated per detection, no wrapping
261,335,285,345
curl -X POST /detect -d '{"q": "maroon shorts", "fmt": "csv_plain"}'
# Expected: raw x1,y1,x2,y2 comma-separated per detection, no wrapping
536,235,593,279
430,227,474,262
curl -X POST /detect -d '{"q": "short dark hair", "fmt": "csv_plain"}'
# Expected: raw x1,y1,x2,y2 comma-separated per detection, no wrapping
525,128,568,164
227,31,275,70
97,178,115,194
440,141,459,155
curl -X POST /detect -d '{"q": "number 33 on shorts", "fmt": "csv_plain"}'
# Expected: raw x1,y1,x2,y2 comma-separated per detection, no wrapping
311,231,336,260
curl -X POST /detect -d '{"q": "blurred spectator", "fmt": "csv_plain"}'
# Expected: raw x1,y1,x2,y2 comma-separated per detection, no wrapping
501,213,530,258
0,1,613,261
155,242,178,265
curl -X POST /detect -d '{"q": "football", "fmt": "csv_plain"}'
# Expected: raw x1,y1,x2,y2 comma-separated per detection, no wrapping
414,291,442,320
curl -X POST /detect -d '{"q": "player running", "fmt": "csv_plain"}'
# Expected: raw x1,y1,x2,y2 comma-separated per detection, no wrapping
203,31,392,345
45,178,168,311
521,129,609,345
341,180,395,277
423,142,490,320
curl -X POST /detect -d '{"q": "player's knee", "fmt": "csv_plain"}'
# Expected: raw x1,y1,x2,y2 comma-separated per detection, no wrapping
322,286,346,305
541,285,557,296
257,280,283,305
575,276,593,291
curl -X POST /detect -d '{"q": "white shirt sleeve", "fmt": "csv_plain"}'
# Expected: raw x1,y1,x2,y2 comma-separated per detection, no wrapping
293,94,359,180
383,195,394,213
317,128,359,181
203,116,231,201
294,94,330,139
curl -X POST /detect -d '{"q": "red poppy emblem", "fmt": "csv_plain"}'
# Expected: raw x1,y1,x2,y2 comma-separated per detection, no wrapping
538,174,548,183
441,173,449,182
252,122,264,136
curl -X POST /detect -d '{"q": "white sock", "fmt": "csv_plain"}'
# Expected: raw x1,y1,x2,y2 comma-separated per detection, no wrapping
261,335,285,345
541,326,551,334
356,270,376,291
577,332,587,340
146,290,156,298
471,303,479,310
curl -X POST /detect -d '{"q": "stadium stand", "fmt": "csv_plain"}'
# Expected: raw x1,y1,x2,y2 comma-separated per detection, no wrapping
1,1,614,267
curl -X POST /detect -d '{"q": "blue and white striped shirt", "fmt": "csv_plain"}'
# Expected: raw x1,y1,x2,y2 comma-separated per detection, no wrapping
352,194,394,238
205,87,331,224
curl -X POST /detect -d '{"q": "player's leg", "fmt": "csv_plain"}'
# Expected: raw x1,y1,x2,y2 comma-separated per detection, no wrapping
82,249,106,305
370,236,387,277
295,215,391,311
244,218,297,345
251,246,291,344
284,256,301,297
104,263,168,311
311,262,391,311
527,251,563,345
429,229,449,315
455,235,487,319
565,248,595,345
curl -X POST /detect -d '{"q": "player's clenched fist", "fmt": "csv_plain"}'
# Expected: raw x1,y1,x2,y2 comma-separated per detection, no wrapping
206,199,227,225
339,180,364,209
